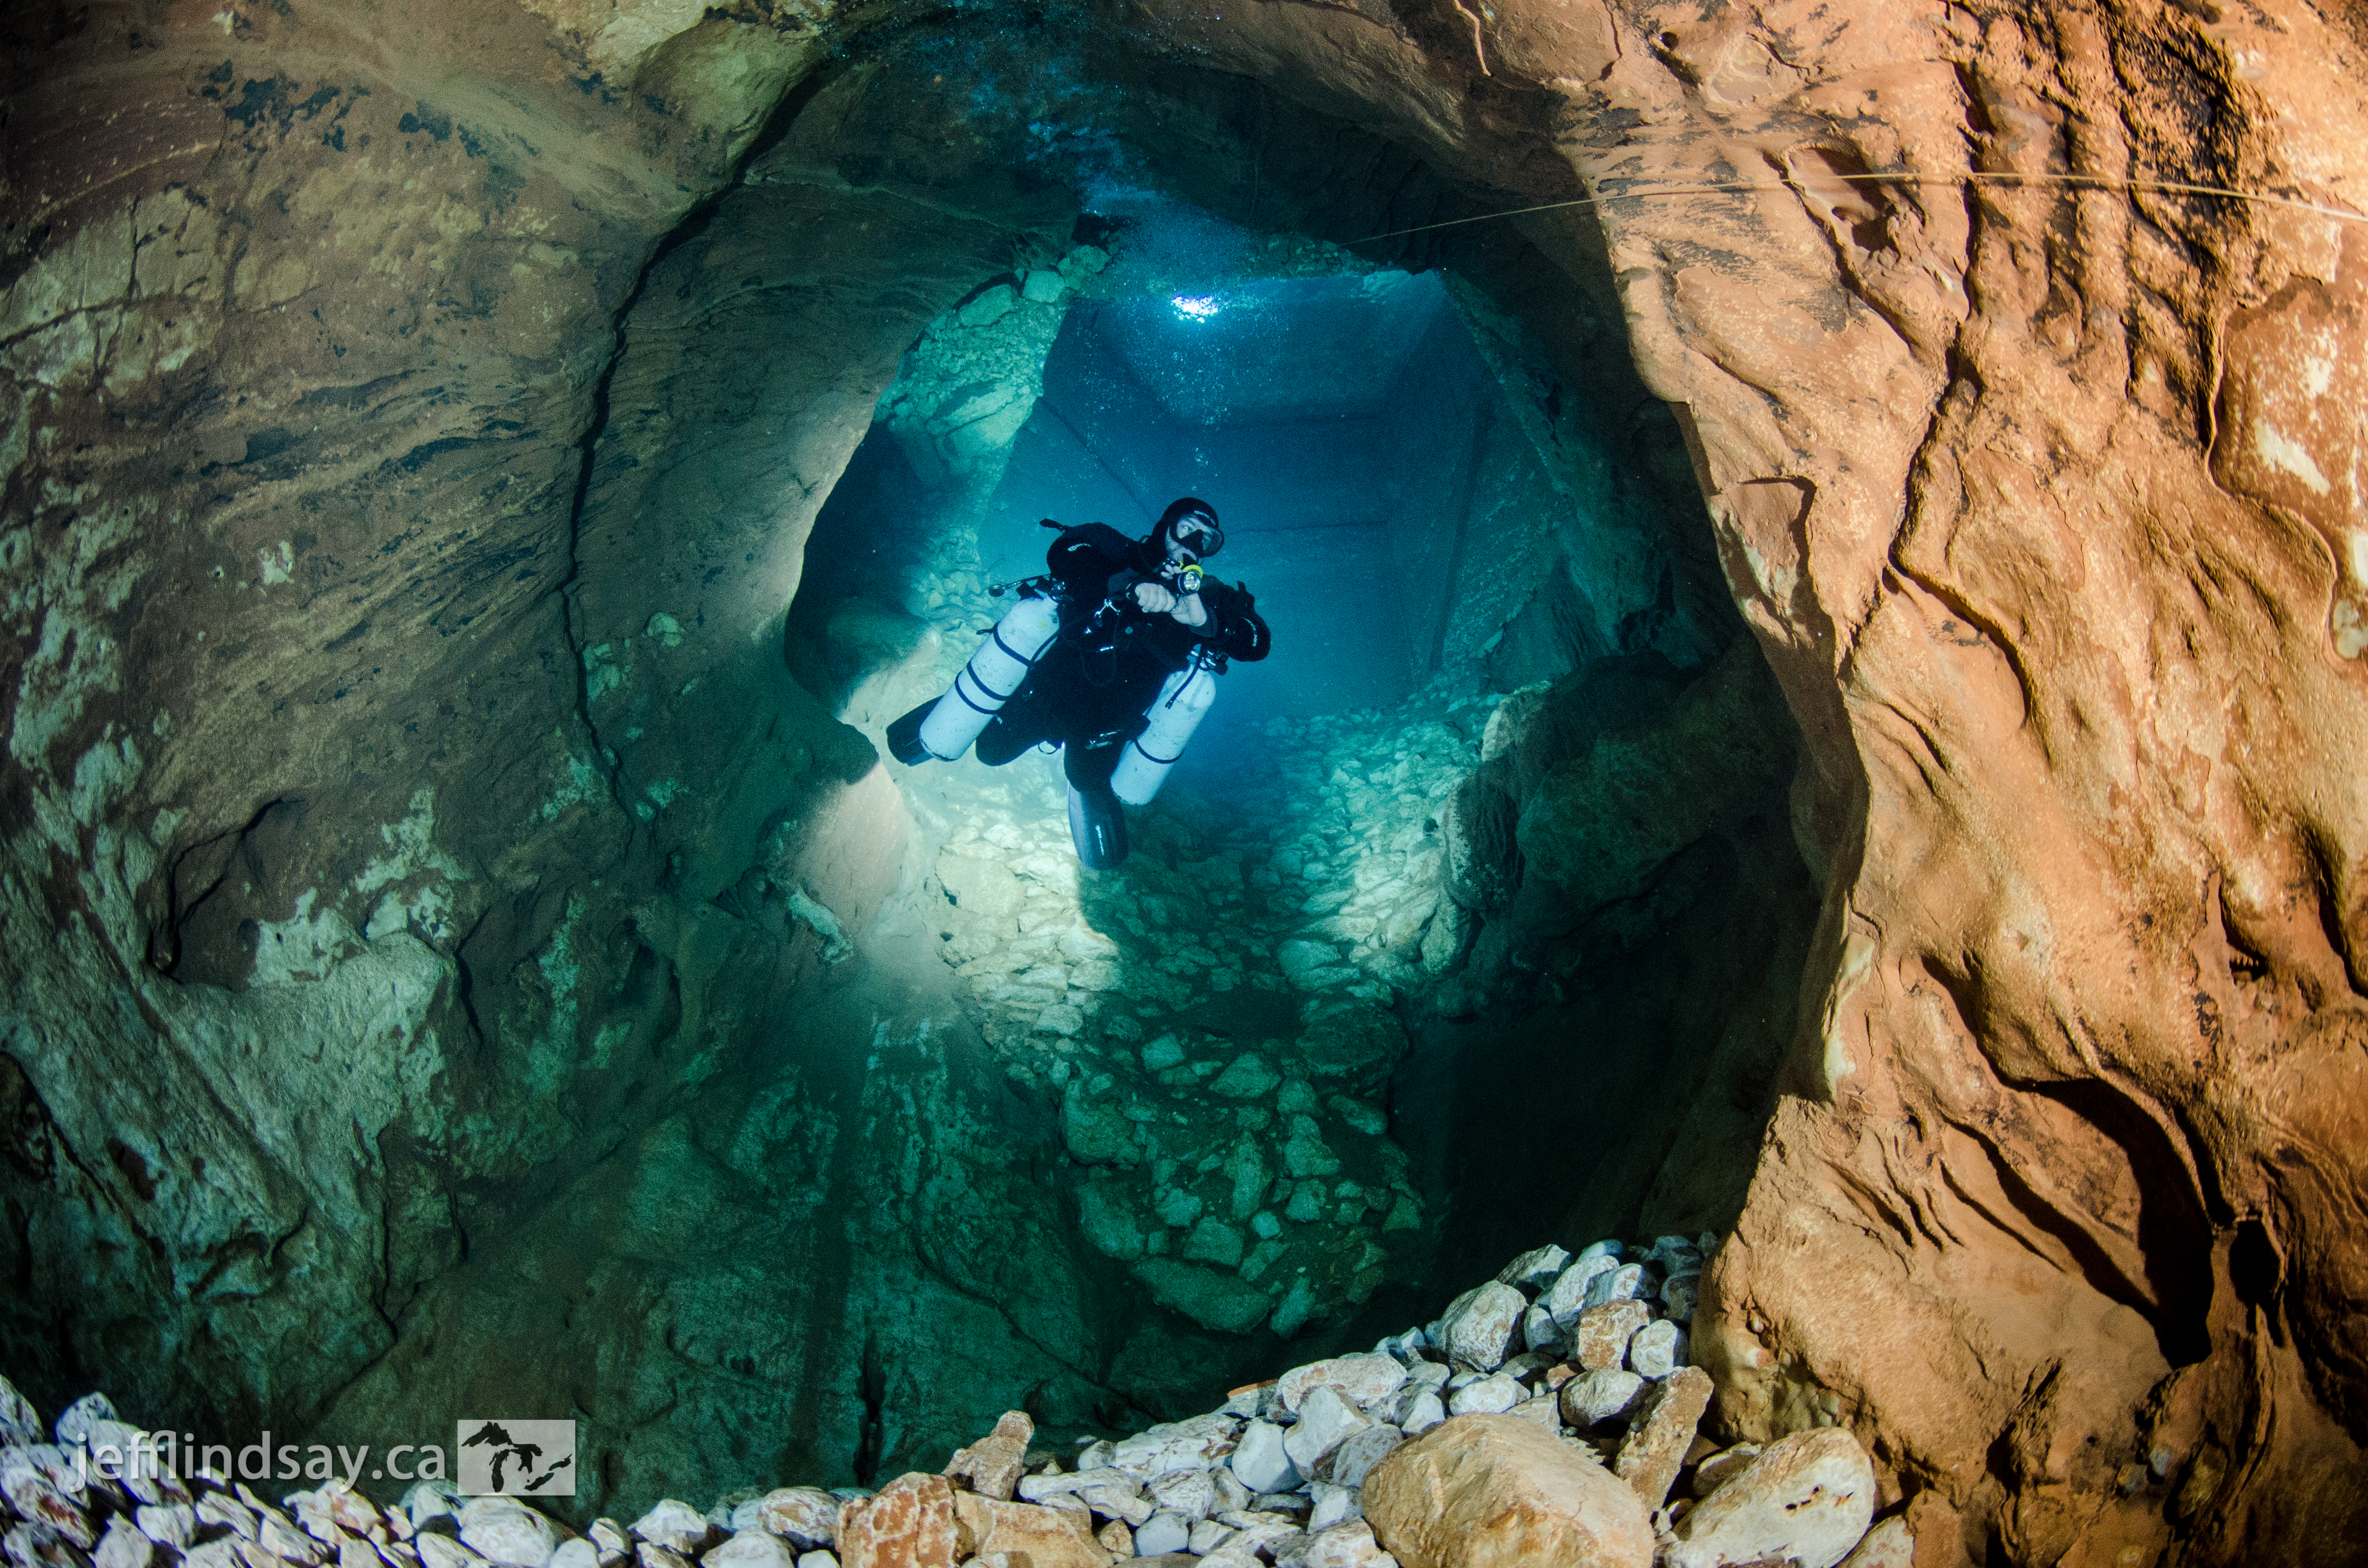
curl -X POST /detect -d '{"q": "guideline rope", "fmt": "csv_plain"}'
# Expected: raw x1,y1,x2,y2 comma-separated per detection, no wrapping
1354,168,2367,245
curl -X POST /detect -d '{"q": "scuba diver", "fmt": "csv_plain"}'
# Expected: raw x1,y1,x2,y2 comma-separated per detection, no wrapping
887,497,1270,869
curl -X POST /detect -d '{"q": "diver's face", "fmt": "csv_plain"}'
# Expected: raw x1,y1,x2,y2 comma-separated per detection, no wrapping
1166,516,1216,564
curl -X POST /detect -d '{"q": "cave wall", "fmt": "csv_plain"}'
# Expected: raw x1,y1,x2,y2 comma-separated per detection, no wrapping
0,0,827,1446
8,0,2368,1558
1105,0,2368,1558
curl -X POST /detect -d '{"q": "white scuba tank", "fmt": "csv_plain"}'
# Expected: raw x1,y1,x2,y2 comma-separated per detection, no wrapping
1110,661,1217,805
916,594,1062,760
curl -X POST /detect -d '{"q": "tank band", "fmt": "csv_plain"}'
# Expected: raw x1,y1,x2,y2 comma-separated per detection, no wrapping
951,669,1006,715
961,657,1023,705
991,627,1042,668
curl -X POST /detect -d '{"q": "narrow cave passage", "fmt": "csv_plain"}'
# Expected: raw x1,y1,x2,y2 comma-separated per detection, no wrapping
755,170,1818,1457
0,3,1815,1522
369,26,1820,1503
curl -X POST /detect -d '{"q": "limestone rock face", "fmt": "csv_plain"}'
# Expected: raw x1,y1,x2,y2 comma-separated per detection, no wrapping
1361,1413,1653,1568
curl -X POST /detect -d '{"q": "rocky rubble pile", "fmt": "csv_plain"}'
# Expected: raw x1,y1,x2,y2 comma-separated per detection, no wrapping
2,1236,1909,1568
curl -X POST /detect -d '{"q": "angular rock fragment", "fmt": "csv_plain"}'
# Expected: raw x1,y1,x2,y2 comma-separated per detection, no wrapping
136,1506,193,1548
1627,1320,1687,1379
957,285,1017,328
1145,1469,1216,1522
629,1503,711,1557
1689,1444,1760,1499
1434,1283,1526,1370
457,1499,556,1568
1307,1483,1361,1533
1581,1264,1650,1312
1662,1429,1875,1568
1397,1390,1445,1437
1572,1302,1651,1371
54,1394,118,1447
1544,1256,1617,1329
1133,1512,1189,1556
0,1378,40,1446
1317,1423,1404,1488
834,1474,957,1568
1613,1367,1712,1509
1560,1369,1645,1431
96,1519,153,1568
1298,1519,1397,1568
1108,1421,1241,1478
949,1494,1109,1568
751,1493,837,1551
1283,1387,1372,1476
1363,1414,1652,1568
1506,1395,1561,1429
1445,1374,1521,1417
1017,1469,1149,1525
415,1537,484,1568
1276,1355,1408,1414
1495,1247,1568,1290
196,1494,259,1543
943,1411,1033,1501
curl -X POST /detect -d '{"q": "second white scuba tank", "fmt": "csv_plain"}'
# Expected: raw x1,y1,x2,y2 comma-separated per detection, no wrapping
1110,659,1217,805
916,594,1061,760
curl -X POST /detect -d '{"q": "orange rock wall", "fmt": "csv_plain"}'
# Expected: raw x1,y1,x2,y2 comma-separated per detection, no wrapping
1115,0,2368,1558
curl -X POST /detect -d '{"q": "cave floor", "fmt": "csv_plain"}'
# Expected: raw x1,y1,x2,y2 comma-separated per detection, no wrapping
850,657,1509,1346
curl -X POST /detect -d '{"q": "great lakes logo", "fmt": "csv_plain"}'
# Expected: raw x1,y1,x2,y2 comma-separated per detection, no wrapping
456,1419,576,1496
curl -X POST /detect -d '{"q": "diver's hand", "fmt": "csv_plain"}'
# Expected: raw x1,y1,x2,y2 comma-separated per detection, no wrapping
1134,580,1210,627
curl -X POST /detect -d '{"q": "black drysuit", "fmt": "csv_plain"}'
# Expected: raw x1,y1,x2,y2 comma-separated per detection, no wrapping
976,523,1270,790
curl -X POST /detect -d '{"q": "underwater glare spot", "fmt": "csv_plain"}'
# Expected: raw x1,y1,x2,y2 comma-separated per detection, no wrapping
1171,295,1221,320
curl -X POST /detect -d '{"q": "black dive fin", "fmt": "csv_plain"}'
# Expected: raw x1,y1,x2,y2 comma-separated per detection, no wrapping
1066,783,1128,870
886,701,935,766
